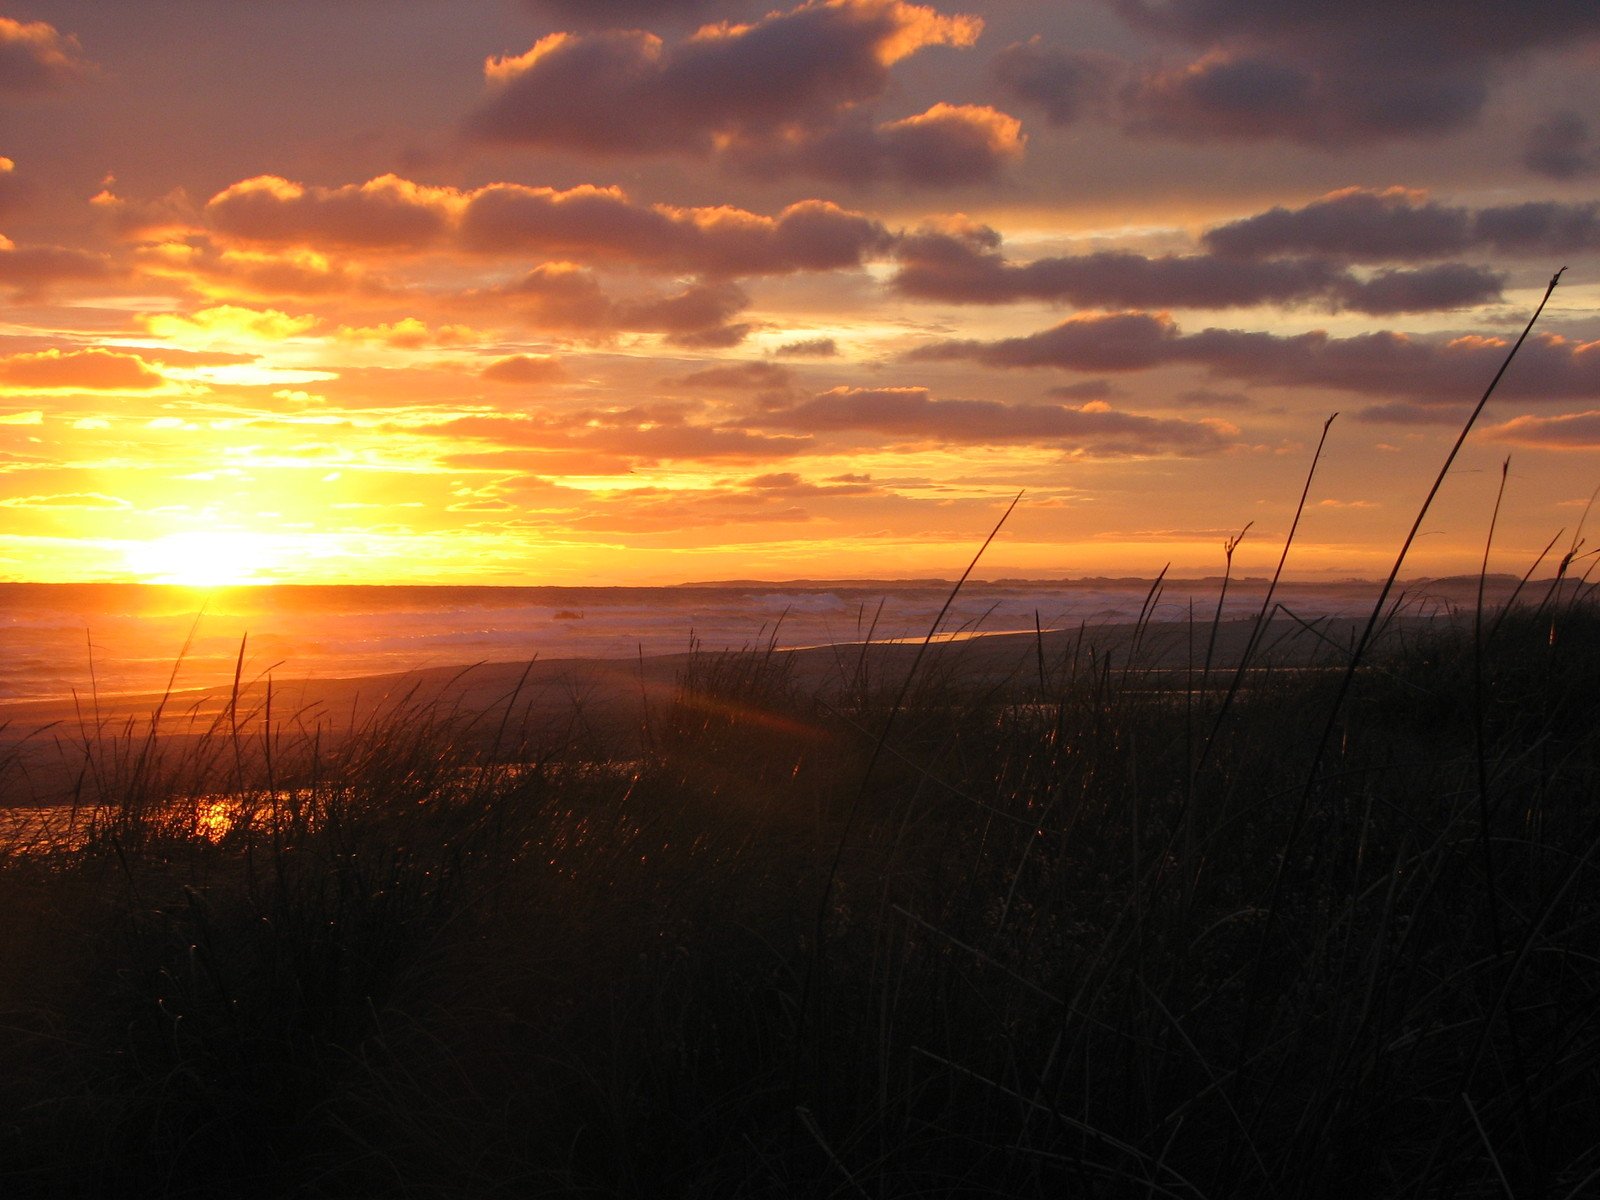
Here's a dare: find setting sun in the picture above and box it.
[122,530,283,587]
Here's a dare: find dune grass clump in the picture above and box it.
[0,578,1596,1198]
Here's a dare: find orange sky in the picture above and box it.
[0,1,1597,586]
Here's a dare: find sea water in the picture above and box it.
[0,577,1490,706]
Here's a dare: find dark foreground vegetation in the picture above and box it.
[0,577,1596,1199]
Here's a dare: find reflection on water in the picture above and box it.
[2,794,256,854]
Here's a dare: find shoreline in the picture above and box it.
[0,612,1423,807]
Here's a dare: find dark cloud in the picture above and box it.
[991,38,1121,126]
[1111,0,1600,145]
[744,384,1231,455]
[912,310,1600,404]
[1174,387,1252,409]
[1202,188,1600,261]
[486,266,752,344]
[467,0,985,181]
[0,16,90,95]
[1113,1,1600,56]
[480,355,567,384]
[913,311,1180,371]
[677,362,793,388]
[1124,50,1487,145]
[777,337,838,357]
[1336,264,1504,316]
[1522,111,1600,180]
[1202,188,1472,260]
[0,243,114,295]
[729,103,1024,188]
[667,323,753,349]
[619,281,752,346]
[460,186,892,274]
[1471,201,1600,256]
[892,221,1502,313]
[1047,379,1117,400]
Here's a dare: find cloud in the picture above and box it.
[677,361,793,388]
[728,103,1025,187]
[617,280,752,345]
[1173,387,1252,410]
[0,241,113,295]
[1203,187,1468,260]
[991,38,1120,126]
[1047,379,1117,400]
[430,408,810,465]
[206,174,457,250]
[206,174,891,277]
[891,221,1501,314]
[1484,410,1600,450]
[466,0,987,182]
[459,186,892,274]
[135,243,380,302]
[480,354,567,384]
[1123,51,1487,146]
[0,16,91,95]
[1202,187,1600,261]
[0,157,26,217]
[744,385,1231,455]
[1340,264,1504,315]
[484,265,753,343]
[1112,0,1600,146]
[336,319,481,348]
[911,310,1600,404]
[0,348,164,391]
[92,185,198,240]
[777,337,838,357]
[1114,0,1600,57]
[1523,111,1600,180]
[145,305,317,343]
[912,311,1180,371]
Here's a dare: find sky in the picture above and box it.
[0,0,1597,586]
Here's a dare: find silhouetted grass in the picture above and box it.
[1,273,1593,1198]
[0,577,1596,1198]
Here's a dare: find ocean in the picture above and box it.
[0,576,1491,707]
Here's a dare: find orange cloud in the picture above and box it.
[204,173,891,276]
[336,318,482,348]
[0,16,91,95]
[144,305,318,343]
[0,348,164,391]
[206,174,458,250]
[1486,410,1600,450]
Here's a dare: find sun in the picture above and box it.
[123,530,282,587]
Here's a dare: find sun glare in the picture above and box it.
[123,530,281,587]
